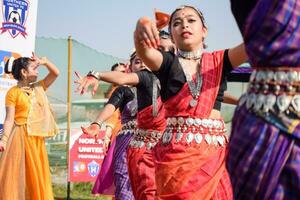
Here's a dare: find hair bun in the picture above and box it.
[6,57,15,73]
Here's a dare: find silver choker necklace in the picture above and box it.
[178,49,203,60]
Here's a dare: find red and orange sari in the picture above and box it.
[154,51,232,200]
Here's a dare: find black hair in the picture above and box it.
[168,5,208,48]
[4,57,31,80]
[111,62,125,71]
[129,51,137,67]
[159,30,170,39]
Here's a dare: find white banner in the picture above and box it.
[0,0,38,57]
[0,0,38,126]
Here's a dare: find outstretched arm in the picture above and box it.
[81,103,116,136]
[81,85,128,138]
[99,71,139,85]
[75,71,139,95]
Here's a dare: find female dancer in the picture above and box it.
[102,63,126,151]
[227,0,300,199]
[77,52,166,200]
[0,54,59,200]
[76,33,176,199]
[134,5,247,199]
[77,63,125,199]
[87,84,136,200]
[78,56,145,200]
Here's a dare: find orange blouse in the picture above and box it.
[5,80,47,125]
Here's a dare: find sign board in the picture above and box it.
[68,128,106,182]
[0,0,38,130]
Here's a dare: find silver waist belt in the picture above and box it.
[129,128,163,150]
[119,120,137,135]
[240,69,300,114]
[161,117,227,147]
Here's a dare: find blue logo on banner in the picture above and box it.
[0,0,29,38]
[87,160,99,177]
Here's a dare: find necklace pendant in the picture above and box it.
[190,99,197,107]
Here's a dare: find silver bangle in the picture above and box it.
[87,70,101,80]
[91,120,103,128]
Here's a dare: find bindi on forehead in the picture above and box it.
[175,9,196,17]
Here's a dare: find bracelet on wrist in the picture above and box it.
[87,70,101,80]
[91,120,103,128]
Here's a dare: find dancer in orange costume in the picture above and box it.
[0,54,59,200]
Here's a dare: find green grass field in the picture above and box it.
[53,182,111,200]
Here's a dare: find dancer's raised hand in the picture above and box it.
[74,71,100,95]
[135,17,160,49]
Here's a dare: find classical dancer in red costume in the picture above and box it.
[134,5,247,200]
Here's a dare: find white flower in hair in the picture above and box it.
[7,57,15,73]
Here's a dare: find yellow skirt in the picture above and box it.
[0,124,54,200]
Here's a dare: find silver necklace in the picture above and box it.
[178,49,203,60]
[178,57,203,107]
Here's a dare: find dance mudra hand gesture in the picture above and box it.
[81,124,110,153]
[30,52,48,66]
[74,71,100,95]
[134,17,160,49]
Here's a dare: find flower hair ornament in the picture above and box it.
[7,57,15,73]
[154,9,170,30]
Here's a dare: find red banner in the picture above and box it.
[68,128,106,182]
